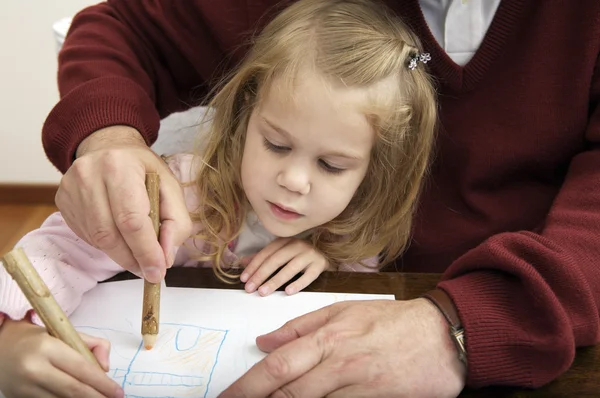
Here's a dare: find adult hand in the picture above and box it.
[220,299,466,398]
[0,319,123,398]
[55,125,192,283]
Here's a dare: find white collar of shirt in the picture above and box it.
[419,0,501,65]
[234,211,277,258]
[234,211,313,258]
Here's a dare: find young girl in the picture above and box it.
[0,0,436,396]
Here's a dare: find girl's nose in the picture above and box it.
[276,162,311,195]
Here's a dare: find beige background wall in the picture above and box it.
[0,1,101,184]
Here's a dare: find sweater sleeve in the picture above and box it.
[437,57,600,388]
[42,0,253,173]
[0,213,124,327]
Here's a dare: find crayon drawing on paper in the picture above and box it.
[77,323,228,398]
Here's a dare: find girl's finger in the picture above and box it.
[258,255,313,296]
[285,262,327,295]
[241,238,290,282]
[49,343,123,398]
[12,386,58,398]
[39,365,113,398]
[79,333,111,372]
[239,254,256,267]
[245,242,304,292]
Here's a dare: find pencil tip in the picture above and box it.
[143,334,157,350]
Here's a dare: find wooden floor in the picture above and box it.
[0,204,58,256]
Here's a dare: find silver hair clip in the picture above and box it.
[408,52,431,70]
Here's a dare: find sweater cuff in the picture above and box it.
[42,76,161,173]
[0,271,35,325]
[438,272,536,388]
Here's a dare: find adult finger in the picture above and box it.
[57,155,142,276]
[327,386,375,398]
[157,169,192,268]
[219,332,323,398]
[105,165,166,283]
[241,238,290,285]
[84,177,140,275]
[256,304,337,353]
[271,360,356,398]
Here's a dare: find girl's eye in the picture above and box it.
[263,137,344,174]
[319,159,345,174]
[263,138,290,153]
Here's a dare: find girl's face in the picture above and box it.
[241,71,375,237]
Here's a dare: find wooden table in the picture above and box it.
[110,268,600,397]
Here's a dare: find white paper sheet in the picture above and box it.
[69,280,394,398]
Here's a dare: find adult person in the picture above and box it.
[42,0,600,396]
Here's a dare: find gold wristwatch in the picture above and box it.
[422,289,467,367]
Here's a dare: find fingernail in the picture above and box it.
[240,273,249,282]
[115,387,125,398]
[245,282,255,292]
[144,267,161,283]
[259,286,270,296]
[286,286,296,295]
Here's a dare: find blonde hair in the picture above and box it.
[191,0,437,281]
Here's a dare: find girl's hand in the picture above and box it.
[0,319,124,398]
[240,238,331,296]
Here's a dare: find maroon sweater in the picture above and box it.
[43,0,600,389]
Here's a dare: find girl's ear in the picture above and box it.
[242,76,258,104]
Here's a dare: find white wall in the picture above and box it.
[0,1,101,184]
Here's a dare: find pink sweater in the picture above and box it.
[0,154,376,327]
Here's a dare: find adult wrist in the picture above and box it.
[75,125,147,158]
[422,288,468,368]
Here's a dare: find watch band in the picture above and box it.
[422,288,468,367]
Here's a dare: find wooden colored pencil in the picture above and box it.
[141,172,161,350]
[2,248,100,366]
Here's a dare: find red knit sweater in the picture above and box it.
[42,0,600,389]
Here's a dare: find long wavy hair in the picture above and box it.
[190,0,437,282]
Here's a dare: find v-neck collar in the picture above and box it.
[398,0,527,92]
